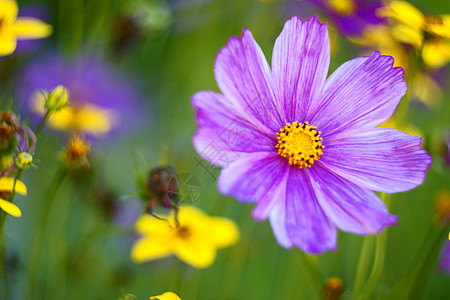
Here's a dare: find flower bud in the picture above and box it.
[16,152,33,169]
[45,85,69,111]
[60,134,91,170]
[322,277,343,300]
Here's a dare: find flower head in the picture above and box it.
[149,292,181,300]
[191,16,431,253]
[16,152,33,169]
[60,134,91,170]
[0,177,27,217]
[21,55,140,136]
[377,1,450,68]
[131,207,239,268]
[0,0,51,56]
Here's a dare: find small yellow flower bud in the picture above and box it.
[16,152,33,169]
[322,277,343,300]
[435,190,450,225]
[45,85,69,111]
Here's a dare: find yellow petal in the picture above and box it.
[0,0,18,25]
[130,237,172,263]
[391,24,423,48]
[0,177,27,195]
[173,239,217,268]
[377,1,424,30]
[204,217,240,248]
[47,107,76,130]
[422,40,450,68]
[425,15,450,39]
[0,198,22,217]
[73,105,114,134]
[0,33,17,56]
[149,292,181,300]
[11,18,52,39]
[134,214,173,236]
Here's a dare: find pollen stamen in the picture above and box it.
[275,121,324,169]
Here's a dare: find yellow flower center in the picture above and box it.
[275,121,324,169]
[176,226,191,239]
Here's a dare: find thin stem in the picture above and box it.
[352,236,375,296]
[35,111,51,139]
[298,250,323,293]
[357,194,391,299]
[27,167,67,298]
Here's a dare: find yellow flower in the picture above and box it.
[31,91,116,135]
[377,1,450,68]
[0,0,52,56]
[131,207,239,268]
[60,134,91,170]
[149,292,181,300]
[0,177,27,217]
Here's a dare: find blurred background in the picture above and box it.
[0,0,449,299]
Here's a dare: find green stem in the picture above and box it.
[298,250,323,293]
[352,236,375,296]
[359,194,391,299]
[35,111,51,139]
[27,167,67,298]
[0,168,24,279]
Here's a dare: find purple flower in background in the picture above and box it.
[191,16,431,253]
[306,0,384,36]
[438,239,450,274]
[19,54,141,137]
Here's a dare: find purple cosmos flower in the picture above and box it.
[306,0,384,36]
[18,54,142,137]
[191,16,431,253]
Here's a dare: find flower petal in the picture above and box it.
[11,18,52,39]
[321,128,431,193]
[192,91,274,167]
[0,198,21,217]
[271,16,330,123]
[173,239,217,268]
[0,33,17,56]
[214,29,283,132]
[0,0,18,25]
[422,40,450,69]
[270,168,336,253]
[204,217,240,248]
[130,237,172,263]
[0,177,27,195]
[217,151,288,203]
[312,52,407,137]
[309,164,398,234]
